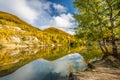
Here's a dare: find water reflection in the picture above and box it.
[0,47,83,77]
[0,53,87,80]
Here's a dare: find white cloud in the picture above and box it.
[41,13,76,34]
[53,4,67,13]
[52,13,75,28]
[28,0,52,15]
[0,0,76,34]
[0,0,38,23]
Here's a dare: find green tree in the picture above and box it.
[74,0,120,58]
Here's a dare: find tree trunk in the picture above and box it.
[111,36,118,57]
[99,40,109,59]
[98,41,105,54]
[110,12,118,57]
[102,39,109,55]
[106,0,118,57]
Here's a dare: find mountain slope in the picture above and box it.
[0,11,80,48]
[43,27,75,45]
[0,11,41,31]
[0,11,52,47]
[43,27,72,37]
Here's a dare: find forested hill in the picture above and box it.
[0,11,80,48]
[44,27,72,37]
[0,11,41,31]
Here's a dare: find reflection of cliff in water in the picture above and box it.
[0,53,87,80]
[0,46,83,77]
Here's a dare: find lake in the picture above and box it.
[0,47,87,80]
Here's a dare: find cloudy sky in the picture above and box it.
[0,0,76,34]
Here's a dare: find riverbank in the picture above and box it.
[71,55,120,80]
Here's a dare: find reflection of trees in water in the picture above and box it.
[0,46,83,77]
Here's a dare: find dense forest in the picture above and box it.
[0,11,81,47]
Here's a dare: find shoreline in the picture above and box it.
[69,55,120,80]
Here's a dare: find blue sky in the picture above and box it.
[0,0,76,34]
[47,0,76,14]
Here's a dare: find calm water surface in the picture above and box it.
[0,47,87,80]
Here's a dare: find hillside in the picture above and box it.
[0,11,53,48]
[43,27,72,37]
[43,27,77,46]
[0,11,41,32]
[0,11,80,48]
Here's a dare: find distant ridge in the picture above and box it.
[43,27,72,37]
